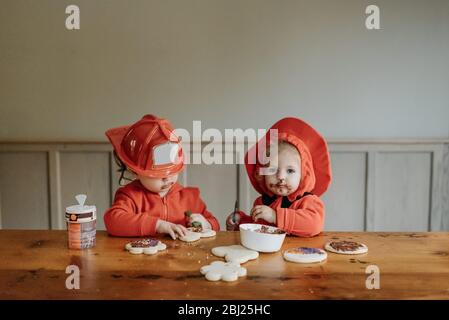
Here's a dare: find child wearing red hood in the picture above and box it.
[103,115,220,239]
[226,117,332,237]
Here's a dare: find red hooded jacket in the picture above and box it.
[238,117,332,237]
[104,181,220,237]
[103,115,220,237]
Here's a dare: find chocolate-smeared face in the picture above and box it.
[264,145,301,197]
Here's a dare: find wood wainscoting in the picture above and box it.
[1,140,448,231]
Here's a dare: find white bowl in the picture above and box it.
[239,223,286,253]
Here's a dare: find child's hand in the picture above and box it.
[156,220,188,239]
[187,213,212,230]
[225,213,241,231]
[250,205,276,224]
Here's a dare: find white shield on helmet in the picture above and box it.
[153,142,180,165]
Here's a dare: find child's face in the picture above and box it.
[264,146,301,197]
[138,173,179,195]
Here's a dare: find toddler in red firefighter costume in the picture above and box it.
[104,115,220,238]
[226,117,332,237]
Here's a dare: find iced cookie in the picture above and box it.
[125,239,167,255]
[283,247,327,264]
[200,261,247,282]
[178,230,202,242]
[211,245,259,264]
[325,240,368,255]
[188,226,216,238]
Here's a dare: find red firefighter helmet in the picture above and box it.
[105,115,184,178]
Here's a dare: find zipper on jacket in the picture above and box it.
[162,197,168,220]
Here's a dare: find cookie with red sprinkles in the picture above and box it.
[125,238,167,255]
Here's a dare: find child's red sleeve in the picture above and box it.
[253,197,263,206]
[190,190,220,231]
[275,195,325,237]
[103,189,159,237]
[186,187,220,231]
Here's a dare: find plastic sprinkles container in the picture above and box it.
[65,194,96,249]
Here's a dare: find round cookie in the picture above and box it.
[283,247,327,264]
[325,240,368,255]
[125,239,167,255]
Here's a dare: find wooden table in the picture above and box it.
[0,230,448,299]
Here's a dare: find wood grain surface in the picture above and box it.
[0,230,448,299]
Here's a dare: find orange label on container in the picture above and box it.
[67,220,96,249]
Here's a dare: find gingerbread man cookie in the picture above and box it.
[211,245,259,264]
[200,261,247,282]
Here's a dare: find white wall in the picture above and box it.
[1,0,449,141]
